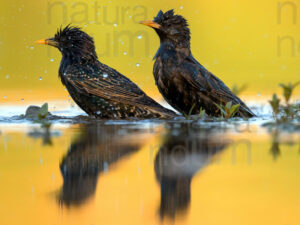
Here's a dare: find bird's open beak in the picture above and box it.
[35,38,58,47]
[139,20,161,29]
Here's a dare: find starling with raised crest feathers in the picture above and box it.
[140,10,255,117]
[35,25,176,119]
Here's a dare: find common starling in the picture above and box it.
[140,10,255,117]
[35,25,176,119]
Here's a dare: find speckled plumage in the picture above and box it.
[40,25,177,119]
[143,10,255,117]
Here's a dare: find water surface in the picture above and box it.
[0,105,299,225]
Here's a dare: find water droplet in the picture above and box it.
[5,74,9,79]
[123,51,127,55]
[113,23,117,27]
[257,92,261,97]
[29,45,34,50]
[102,73,108,78]
[136,63,140,67]
[3,96,7,99]
[137,35,142,39]
[50,58,54,62]
[21,98,24,102]
[39,77,42,81]
[180,6,183,9]
[96,111,101,115]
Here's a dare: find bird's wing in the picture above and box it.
[64,64,173,112]
[181,54,254,115]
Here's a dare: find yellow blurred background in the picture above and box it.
[0,0,299,103]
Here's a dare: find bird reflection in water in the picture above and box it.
[58,122,154,206]
[155,123,229,219]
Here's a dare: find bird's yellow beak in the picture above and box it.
[139,20,161,29]
[35,39,47,45]
[35,38,58,47]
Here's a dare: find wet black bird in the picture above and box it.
[140,10,255,117]
[35,25,176,119]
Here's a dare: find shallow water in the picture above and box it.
[0,104,299,225]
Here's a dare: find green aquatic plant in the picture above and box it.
[183,104,206,120]
[36,103,51,128]
[183,103,196,119]
[38,103,49,119]
[279,82,300,105]
[188,103,196,117]
[31,103,53,146]
[265,82,300,130]
[269,82,300,122]
[278,82,300,121]
[232,84,248,96]
[214,101,240,119]
[198,107,206,119]
[269,94,281,122]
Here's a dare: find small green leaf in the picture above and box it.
[199,108,206,119]
[229,104,240,117]
[214,103,226,116]
[225,101,232,109]
[188,103,196,116]
[38,103,49,119]
[279,82,300,103]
